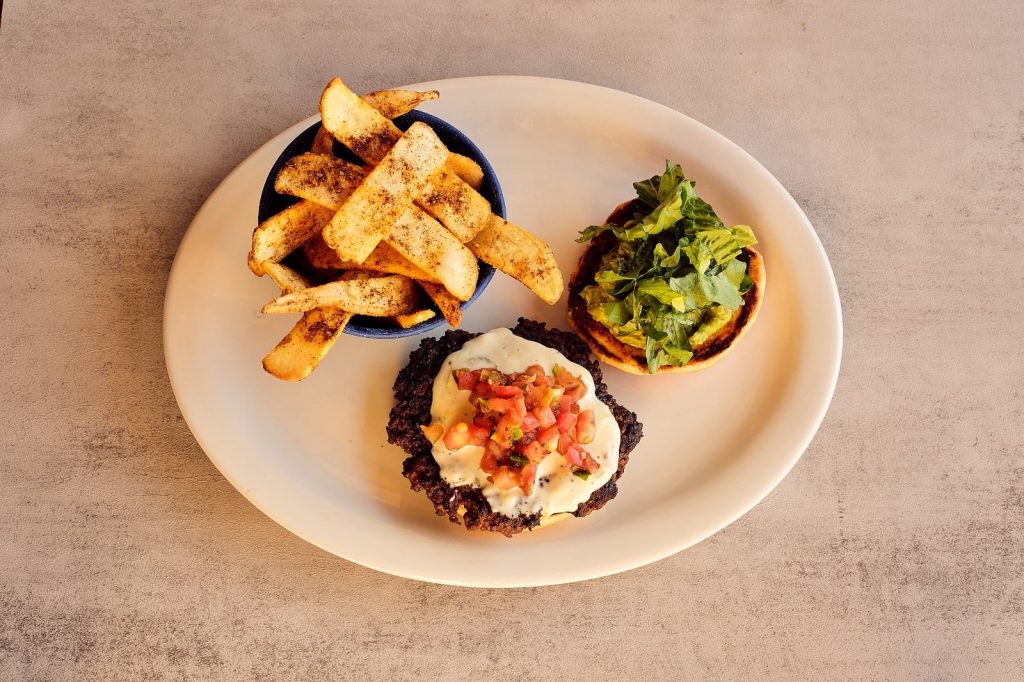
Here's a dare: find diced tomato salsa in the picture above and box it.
[441,365,600,493]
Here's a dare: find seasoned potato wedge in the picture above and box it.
[321,77,403,165]
[444,153,484,190]
[262,306,352,381]
[262,261,312,293]
[304,236,439,282]
[419,281,463,328]
[322,122,448,263]
[277,149,488,251]
[272,152,487,247]
[278,156,473,290]
[418,168,492,242]
[332,242,439,282]
[274,153,363,209]
[249,200,334,275]
[387,209,478,301]
[310,126,335,156]
[468,214,564,304]
[261,274,420,316]
[394,309,436,328]
[260,263,351,381]
[341,269,380,280]
[302,234,346,269]
[361,88,439,119]
[321,78,482,182]
[323,77,491,223]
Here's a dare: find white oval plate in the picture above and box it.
[165,77,841,587]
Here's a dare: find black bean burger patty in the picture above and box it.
[386,318,643,537]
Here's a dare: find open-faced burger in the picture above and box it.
[387,318,642,536]
[568,163,765,375]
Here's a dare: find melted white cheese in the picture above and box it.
[429,328,621,517]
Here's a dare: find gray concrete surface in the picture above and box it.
[2,1,1022,679]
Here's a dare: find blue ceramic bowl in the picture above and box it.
[258,110,504,338]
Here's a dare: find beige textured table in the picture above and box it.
[2,1,1022,679]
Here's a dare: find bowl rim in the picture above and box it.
[256,109,505,338]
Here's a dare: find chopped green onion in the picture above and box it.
[573,469,591,480]
[509,453,528,466]
[510,426,523,442]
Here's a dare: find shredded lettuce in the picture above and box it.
[577,162,758,372]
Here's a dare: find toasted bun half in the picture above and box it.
[567,200,765,375]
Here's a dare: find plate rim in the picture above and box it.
[164,75,843,588]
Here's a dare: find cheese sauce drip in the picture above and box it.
[430,328,620,517]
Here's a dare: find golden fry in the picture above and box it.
[278,151,488,247]
[394,309,436,328]
[321,77,402,165]
[274,152,363,209]
[419,281,463,328]
[418,168,492,242]
[334,242,439,282]
[468,214,564,304]
[444,153,484,189]
[278,157,472,288]
[262,261,312,293]
[310,126,335,156]
[260,263,350,381]
[304,236,439,282]
[387,209,478,301]
[361,88,439,119]
[302,234,344,269]
[249,200,334,275]
[321,122,448,263]
[261,274,419,316]
[262,307,352,381]
[320,77,488,230]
